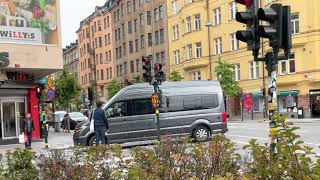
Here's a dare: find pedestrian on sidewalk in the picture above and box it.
[93,101,109,145]
[22,113,35,149]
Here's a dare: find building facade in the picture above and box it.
[168,0,320,118]
[63,41,79,81]
[110,0,168,83]
[77,2,115,105]
[0,0,63,144]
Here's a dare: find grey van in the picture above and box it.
[73,81,227,146]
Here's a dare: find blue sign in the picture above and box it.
[47,88,55,101]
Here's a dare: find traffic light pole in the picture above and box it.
[41,97,48,149]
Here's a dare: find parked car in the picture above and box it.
[73,81,227,146]
[61,112,87,130]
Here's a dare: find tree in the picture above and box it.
[107,80,121,100]
[168,70,183,81]
[131,75,144,83]
[54,69,81,131]
[215,58,241,97]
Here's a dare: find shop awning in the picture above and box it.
[277,90,299,96]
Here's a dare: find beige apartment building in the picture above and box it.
[77,2,115,105]
[110,0,168,83]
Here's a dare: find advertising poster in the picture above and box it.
[0,0,58,45]
[243,93,253,111]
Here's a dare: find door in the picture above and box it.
[126,98,157,141]
[105,101,129,143]
[2,102,17,138]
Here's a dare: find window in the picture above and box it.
[161,52,165,63]
[280,61,286,75]
[234,64,240,81]
[139,0,143,5]
[160,29,164,43]
[249,61,259,79]
[133,0,136,11]
[121,4,124,16]
[106,68,109,79]
[172,0,178,15]
[174,50,180,65]
[109,50,111,61]
[106,51,109,63]
[186,17,192,33]
[132,99,153,115]
[97,70,99,80]
[119,46,122,58]
[134,19,138,32]
[128,21,132,33]
[154,8,159,22]
[122,24,125,37]
[124,62,127,75]
[291,13,300,34]
[155,31,159,44]
[115,30,117,41]
[213,8,221,26]
[100,53,103,64]
[148,33,152,46]
[127,1,132,13]
[147,11,151,25]
[120,64,123,76]
[173,25,179,40]
[106,101,128,118]
[140,13,144,27]
[289,59,295,73]
[215,37,222,55]
[98,20,102,31]
[110,67,112,78]
[129,41,133,53]
[117,65,119,77]
[194,14,201,31]
[108,34,111,44]
[187,44,192,60]
[105,35,107,46]
[101,70,104,80]
[195,42,202,58]
[99,37,102,47]
[130,61,134,73]
[140,35,145,49]
[191,71,201,80]
[230,33,239,51]
[104,18,106,29]
[107,16,110,27]
[159,5,164,19]
[136,59,140,72]
[123,43,126,55]
[135,39,139,52]
[229,1,237,20]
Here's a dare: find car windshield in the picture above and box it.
[69,112,84,119]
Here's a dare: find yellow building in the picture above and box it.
[167,0,320,118]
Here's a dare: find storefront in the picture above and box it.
[0,83,40,145]
[310,90,320,117]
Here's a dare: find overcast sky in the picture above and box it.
[60,0,106,47]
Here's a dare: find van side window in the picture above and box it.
[166,94,219,112]
[106,101,128,118]
[132,99,153,115]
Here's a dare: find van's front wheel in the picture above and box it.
[193,126,210,142]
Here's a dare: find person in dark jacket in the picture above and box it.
[22,113,35,148]
[93,101,109,145]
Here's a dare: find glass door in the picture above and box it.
[2,102,16,138]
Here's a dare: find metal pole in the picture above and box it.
[251,105,254,120]
[42,99,48,148]
[206,0,212,80]
[156,109,160,141]
[241,95,244,122]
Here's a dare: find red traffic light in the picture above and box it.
[235,0,252,7]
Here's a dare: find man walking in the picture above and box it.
[22,113,35,149]
[93,101,109,145]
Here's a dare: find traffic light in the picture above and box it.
[281,6,292,56]
[154,63,164,84]
[235,0,260,59]
[142,56,152,83]
[36,86,42,99]
[88,88,93,101]
[257,4,283,54]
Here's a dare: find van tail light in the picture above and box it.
[222,112,227,123]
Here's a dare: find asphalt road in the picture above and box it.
[226,121,320,155]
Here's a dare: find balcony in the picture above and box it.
[182,57,209,71]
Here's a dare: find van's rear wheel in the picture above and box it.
[88,135,96,146]
[193,126,210,142]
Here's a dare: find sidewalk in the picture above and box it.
[228,116,320,123]
[0,128,74,156]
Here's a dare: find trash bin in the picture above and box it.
[298,107,304,119]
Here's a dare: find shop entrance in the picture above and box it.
[310,90,320,117]
[0,98,26,140]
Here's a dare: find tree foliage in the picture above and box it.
[215,59,241,97]
[107,80,121,100]
[168,70,183,81]
[54,69,81,110]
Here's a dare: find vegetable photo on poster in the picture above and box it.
[0,0,58,45]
